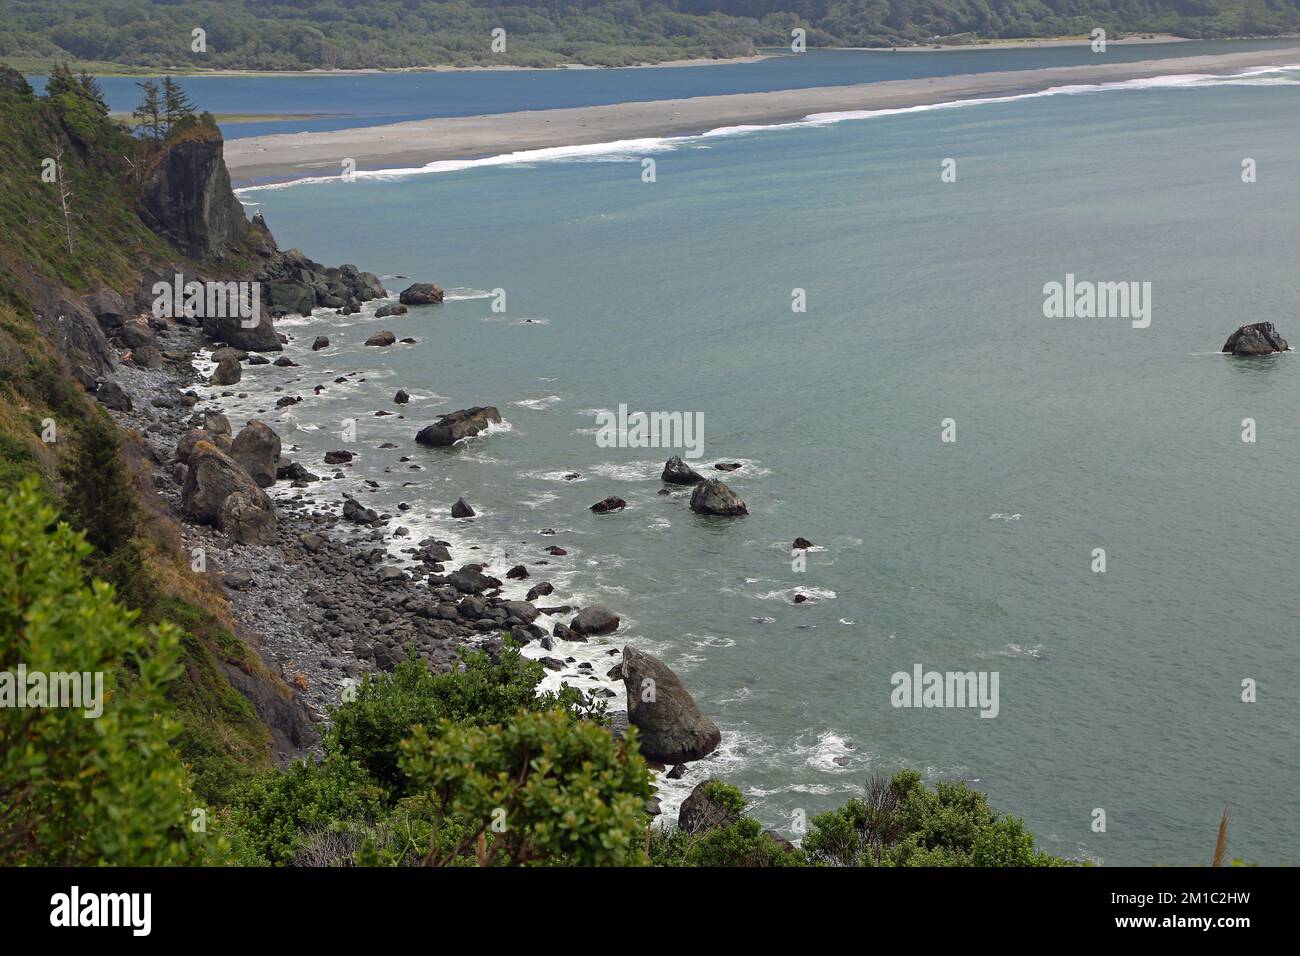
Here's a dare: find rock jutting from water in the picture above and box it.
[1222,322,1288,355]
[415,406,502,447]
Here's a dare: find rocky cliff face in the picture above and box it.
[139,126,250,260]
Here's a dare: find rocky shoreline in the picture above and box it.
[96,276,730,804]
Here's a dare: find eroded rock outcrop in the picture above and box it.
[662,455,704,484]
[182,441,277,542]
[1222,322,1289,355]
[415,406,502,447]
[139,125,249,260]
[618,647,721,764]
[230,420,281,488]
[689,478,748,516]
[399,283,445,305]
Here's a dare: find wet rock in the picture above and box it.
[415,406,502,447]
[398,283,445,306]
[324,450,354,464]
[570,605,619,636]
[451,497,475,518]
[506,564,529,580]
[525,582,553,601]
[792,537,814,550]
[311,335,330,351]
[662,455,704,484]
[394,389,410,405]
[590,496,627,514]
[1222,322,1288,355]
[621,647,721,764]
[210,353,241,385]
[341,497,378,524]
[690,478,748,517]
[714,462,742,472]
[375,303,407,318]
[365,330,396,347]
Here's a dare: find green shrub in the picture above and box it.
[399,709,654,866]
[221,752,388,865]
[327,644,602,795]
[0,477,198,864]
[803,771,1072,867]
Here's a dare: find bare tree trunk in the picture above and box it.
[54,142,74,256]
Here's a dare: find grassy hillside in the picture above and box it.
[0,66,280,803]
[0,1,1296,73]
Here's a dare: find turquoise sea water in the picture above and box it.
[29,39,1300,137]
[222,64,1300,865]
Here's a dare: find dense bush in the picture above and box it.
[400,709,655,866]
[0,478,199,865]
[802,770,1072,867]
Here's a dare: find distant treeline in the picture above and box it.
[2,1,1297,71]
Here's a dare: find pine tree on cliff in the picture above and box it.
[132,79,164,142]
[161,76,195,134]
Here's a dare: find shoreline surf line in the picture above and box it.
[226,46,1300,188]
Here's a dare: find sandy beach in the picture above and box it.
[225,45,1300,184]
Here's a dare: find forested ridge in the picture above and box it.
[0,0,1296,72]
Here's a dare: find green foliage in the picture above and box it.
[399,709,655,866]
[680,816,806,867]
[60,409,138,557]
[803,770,1072,867]
[221,753,389,865]
[700,778,747,815]
[0,477,198,864]
[327,642,600,795]
[1,1,1294,73]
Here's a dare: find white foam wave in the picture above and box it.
[235,63,1300,193]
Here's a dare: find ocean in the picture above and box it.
[202,51,1299,865]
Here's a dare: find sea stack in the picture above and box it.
[1222,322,1288,355]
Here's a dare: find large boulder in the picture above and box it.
[202,311,282,352]
[85,287,127,330]
[263,279,316,318]
[399,283,445,306]
[350,269,388,301]
[365,330,396,347]
[210,353,241,385]
[451,496,475,518]
[571,605,620,636]
[30,284,115,377]
[618,647,721,764]
[375,303,407,318]
[219,489,277,545]
[230,420,281,488]
[415,406,502,447]
[690,478,748,517]
[1222,322,1288,355]
[678,780,742,834]
[182,441,274,532]
[662,456,704,484]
